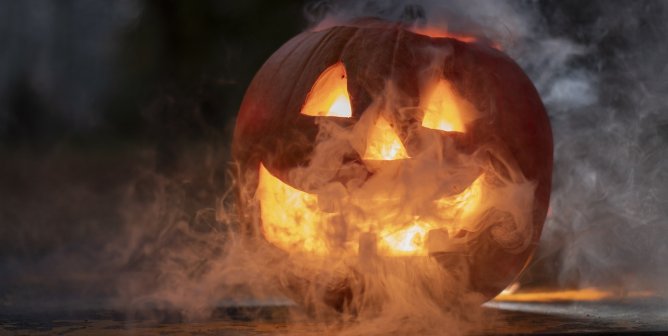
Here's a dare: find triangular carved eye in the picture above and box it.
[300,62,352,118]
[421,79,473,133]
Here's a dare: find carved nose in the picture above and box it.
[362,116,410,161]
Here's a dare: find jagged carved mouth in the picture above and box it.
[256,161,488,257]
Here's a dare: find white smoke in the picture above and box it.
[3,1,667,335]
[304,0,668,295]
[116,0,668,333]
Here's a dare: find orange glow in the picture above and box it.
[410,27,501,50]
[256,163,329,255]
[435,174,484,218]
[494,288,656,302]
[375,176,484,255]
[379,222,430,256]
[411,27,479,43]
[301,62,352,118]
[421,79,472,133]
[363,116,410,160]
[257,161,487,257]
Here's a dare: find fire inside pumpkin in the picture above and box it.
[233,19,552,302]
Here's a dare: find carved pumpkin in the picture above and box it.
[233,19,552,304]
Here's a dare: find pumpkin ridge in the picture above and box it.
[266,32,321,91]
[283,28,344,116]
[336,26,364,62]
[389,26,404,82]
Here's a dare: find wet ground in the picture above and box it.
[2,298,668,335]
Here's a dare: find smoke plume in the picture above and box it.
[2,1,668,335]
[304,0,668,294]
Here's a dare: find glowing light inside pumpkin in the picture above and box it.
[301,62,352,118]
[256,161,486,257]
[379,222,429,256]
[410,26,502,50]
[410,27,479,43]
[257,163,328,255]
[421,79,472,133]
[435,174,484,219]
[363,116,410,160]
[259,67,490,258]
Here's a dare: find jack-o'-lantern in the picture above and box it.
[233,19,552,309]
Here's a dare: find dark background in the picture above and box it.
[0,0,308,311]
[1,0,667,313]
[0,0,304,257]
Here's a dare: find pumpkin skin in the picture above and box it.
[233,19,552,302]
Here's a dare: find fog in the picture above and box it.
[1,0,667,334]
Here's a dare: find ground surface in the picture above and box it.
[2,298,668,335]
